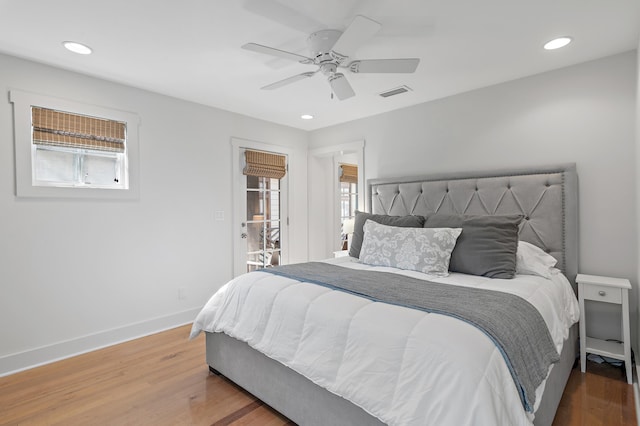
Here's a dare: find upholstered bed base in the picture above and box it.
[204,164,579,425]
[532,324,578,426]
[207,330,384,425]
[205,325,578,426]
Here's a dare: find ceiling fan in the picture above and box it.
[242,15,420,100]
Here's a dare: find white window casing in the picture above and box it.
[10,89,140,199]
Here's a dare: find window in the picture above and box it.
[31,107,127,189]
[10,90,139,199]
[339,163,358,249]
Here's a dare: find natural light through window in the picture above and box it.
[339,163,358,250]
[31,107,128,189]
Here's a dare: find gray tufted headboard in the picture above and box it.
[368,164,578,284]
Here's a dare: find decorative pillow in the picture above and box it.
[516,241,558,279]
[349,211,425,258]
[423,214,523,279]
[359,219,462,277]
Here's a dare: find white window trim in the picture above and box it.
[9,89,140,199]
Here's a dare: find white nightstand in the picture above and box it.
[333,250,349,258]
[577,273,632,384]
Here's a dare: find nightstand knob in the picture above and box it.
[598,290,606,296]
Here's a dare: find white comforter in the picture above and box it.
[190,256,579,426]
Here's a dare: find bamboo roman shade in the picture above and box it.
[32,107,126,153]
[339,164,358,184]
[243,150,287,179]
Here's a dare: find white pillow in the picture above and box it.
[359,219,462,277]
[516,241,558,279]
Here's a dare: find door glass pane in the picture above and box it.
[246,175,261,190]
[247,189,263,220]
[246,253,263,272]
[246,175,281,272]
[339,180,358,250]
[246,222,263,255]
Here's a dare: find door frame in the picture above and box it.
[309,140,365,256]
[231,137,291,277]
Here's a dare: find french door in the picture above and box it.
[244,175,282,272]
[232,139,289,277]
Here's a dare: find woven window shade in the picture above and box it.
[32,107,126,153]
[243,150,287,179]
[339,164,358,184]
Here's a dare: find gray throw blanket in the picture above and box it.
[263,262,559,412]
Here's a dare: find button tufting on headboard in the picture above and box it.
[367,164,579,285]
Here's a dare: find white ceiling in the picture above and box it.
[0,0,638,131]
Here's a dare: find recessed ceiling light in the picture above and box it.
[63,41,92,55]
[543,37,572,50]
[301,114,314,120]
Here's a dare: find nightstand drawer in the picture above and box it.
[582,284,621,304]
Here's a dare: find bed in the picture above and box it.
[191,163,579,426]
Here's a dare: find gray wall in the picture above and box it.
[1,48,637,375]
[0,53,309,375]
[309,51,638,347]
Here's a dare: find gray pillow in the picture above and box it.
[349,211,425,258]
[423,214,523,279]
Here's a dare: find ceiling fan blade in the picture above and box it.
[261,72,316,90]
[329,73,355,100]
[242,43,313,64]
[330,15,382,59]
[348,58,420,73]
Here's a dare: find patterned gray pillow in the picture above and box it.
[359,219,462,277]
[349,211,425,258]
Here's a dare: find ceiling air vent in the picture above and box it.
[378,85,412,98]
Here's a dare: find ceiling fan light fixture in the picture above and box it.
[301,114,314,120]
[543,37,572,50]
[63,41,92,55]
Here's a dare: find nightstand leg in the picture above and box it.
[622,291,632,384]
[579,284,586,373]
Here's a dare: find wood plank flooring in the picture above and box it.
[0,324,635,425]
[553,358,636,425]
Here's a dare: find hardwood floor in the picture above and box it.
[553,358,636,425]
[0,325,635,425]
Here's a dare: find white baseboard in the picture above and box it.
[0,307,201,377]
